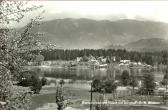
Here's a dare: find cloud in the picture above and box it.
[33,1,168,22]
[9,1,168,27]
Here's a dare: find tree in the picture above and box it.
[30,74,42,94]
[104,79,117,93]
[129,74,138,94]
[160,69,168,104]
[160,70,168,91]
[56,86,65,110]
[34,52,44,66]
[0,0,42,109]
[92,79,102,92]
[82,55,89,62]
[141,73,156,95]
[59,79,65,87]
[120,70,130,86]
[106,56,111,64]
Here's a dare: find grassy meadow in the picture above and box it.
[31,82,167,110]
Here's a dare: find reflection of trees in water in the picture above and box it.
[32,67,165,81]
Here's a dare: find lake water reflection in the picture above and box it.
[28,66,165,82]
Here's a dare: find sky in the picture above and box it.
[11,1,168,27]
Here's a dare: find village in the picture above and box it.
[76,55,152,69]
[40,55,152,70]
[37,55,168,99]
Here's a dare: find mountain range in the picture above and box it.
[107,38,168,52]
[21,18,168,51]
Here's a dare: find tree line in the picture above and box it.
[93,69,168,96]
[35,49,168,65]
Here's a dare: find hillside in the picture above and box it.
[106,38,168,52]
[21,18,168,49]
[125,38,168,52]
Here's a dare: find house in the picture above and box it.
[76,57,82,62]
[120,60,131,64]
[138,80,143,88]
[137,62,142,65]
[112,56,116,62]
[89,55,97,62]
[155,87,168,96]
[90,60,100,66]
[97,56,107,64]
[101,58,107,63]
[99,64,108,68]
[119,60,130,69]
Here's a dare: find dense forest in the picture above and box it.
[32,49,168,66]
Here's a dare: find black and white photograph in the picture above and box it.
[0,0,168,110]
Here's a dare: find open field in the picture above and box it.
[31,83,168,110]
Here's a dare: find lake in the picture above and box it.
[27,65,165,82]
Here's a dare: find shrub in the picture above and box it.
[92,79,102,92]
[17,71,34,87]
[95,105,109,110]
[17,71,42,94]
[30,74,42,94]
[41,76,47,86]
[95,95,109,110]
[104,79,117,93]
[92,79,117,93]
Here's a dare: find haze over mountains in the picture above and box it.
[25,18,168,51]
